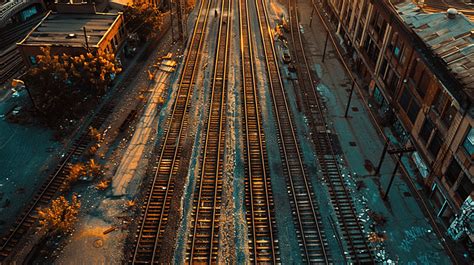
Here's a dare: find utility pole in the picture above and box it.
[374,141,389,175]
[83,26,90,51]
[375,145,415,200]
[344,81,355,118]
[383,153,401,200]
[322,31,329,62]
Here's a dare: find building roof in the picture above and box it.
[397,2,474,102]
[18,11,120,48]
[421,0,474,21]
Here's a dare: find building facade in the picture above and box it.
[320,0,473,248]
[17,4,126,67]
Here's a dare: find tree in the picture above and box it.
[62,163,85,190]
[23,47,122,124]
[24,47,74,117]
[123,3,163,41]
[71,51,122,94]
[38,194,81,233]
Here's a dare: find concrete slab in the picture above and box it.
[112,70,170,196]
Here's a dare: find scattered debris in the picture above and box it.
[368,231,387,243]
[103,227,117,235]
[95,179,111,191]
[93,239,104,248]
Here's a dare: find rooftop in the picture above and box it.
[419,0,474,21]
[396,2,474,102]
[18,11,120,48]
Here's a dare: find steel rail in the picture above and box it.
[130,0,213,262]
[239,0,278,262]
[287,1,374,263]
[253,0,329,263]
[187,0,231,261]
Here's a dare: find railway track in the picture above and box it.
[254,0,329,263]
[287,0,374,263]
[129,0,212,262]
[0,101,115,260]
[185,0,231,261]
[239,0,278,262]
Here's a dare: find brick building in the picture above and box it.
[320,0,473,248]
[17,3,126,67]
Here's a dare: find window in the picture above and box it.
[409,59,418,79]
[417,71,430,98]
[399,87,420,124]
[433,90,447,114]
[408,58,430,98]
[462,127,474,157]
[389,32,405,60]
[365,37,379,63]
[456,176,473,201]
[388,72,400,94]
[419,118,434,143]
[394,46,401,58]
[441,104,456,128]
[380,59,388,78]
[428,131,443,158]
[29,56,37,65]
[407,99,420,123]
[445,159,461,186]
[399,87,411,110]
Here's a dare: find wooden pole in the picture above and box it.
[322,31,329,62]
[344,81,355,118]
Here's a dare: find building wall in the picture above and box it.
[97,13,126,54]
[322,0,473,225]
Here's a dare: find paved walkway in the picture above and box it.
[112,69,170,196]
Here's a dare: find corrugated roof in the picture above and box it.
[420,0,474,22]
[19,12,118,47]
[397,2,474,100]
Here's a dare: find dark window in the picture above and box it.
[356,25,363,42]
[441,104,456,128]
[428,131,443,158]
[365,38,379,63]
[380,59,388,78]
[413,66,424,85]
[420,118,434,143]
[388,33,396,52]
[462,127,474,157]
[399,87,420,124]
[399,87,410,110]
[409,59,418,79]
[407,99,420,123]
[389,73,400,93]
[456,176,473,201]
[433,90,447,114]
[417,71,430,98]
[445,159,461,186]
